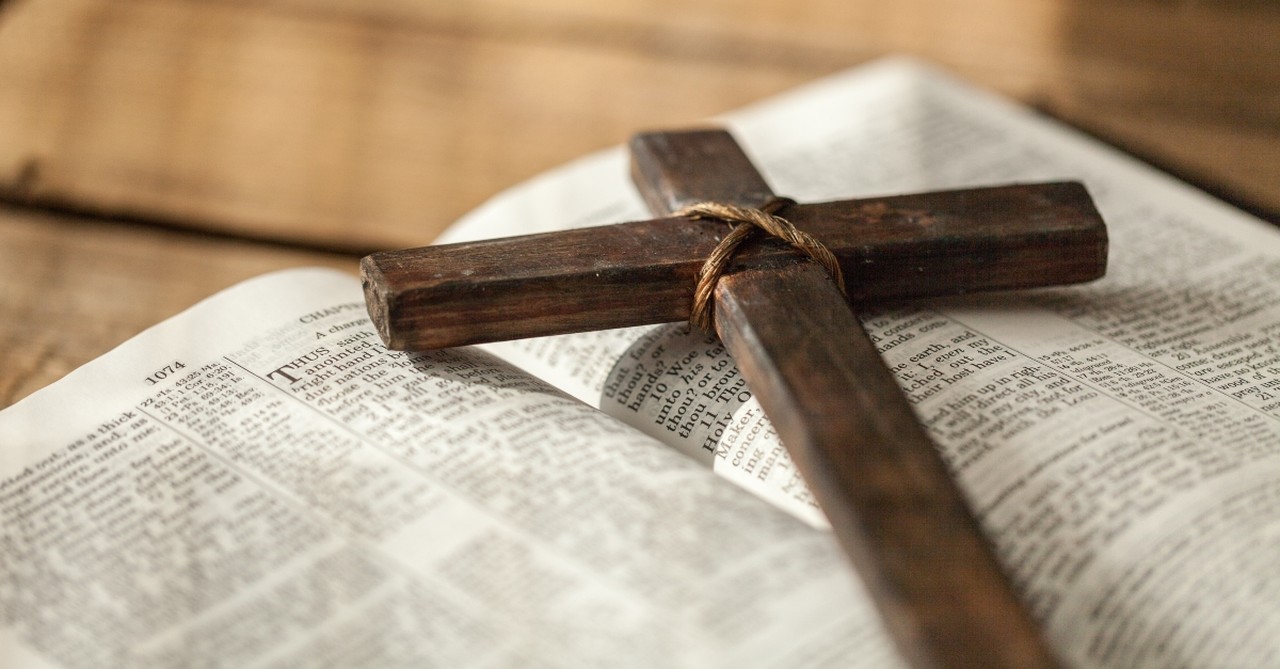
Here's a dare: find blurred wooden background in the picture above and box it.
[1,0,1277,407]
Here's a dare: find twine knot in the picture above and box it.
[675,196,846,333]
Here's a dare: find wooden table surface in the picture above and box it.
[2,0,1277,408]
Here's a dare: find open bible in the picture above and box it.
[4,58,1280,668]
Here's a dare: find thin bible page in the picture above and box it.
[0,268,896,668]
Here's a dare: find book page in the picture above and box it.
[0,269,898,668]
[444,58,1280,666]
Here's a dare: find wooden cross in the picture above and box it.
[361,129,1107,669]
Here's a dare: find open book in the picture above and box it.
[4,58,1279,668]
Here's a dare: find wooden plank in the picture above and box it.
[253,0,1280,211]
[715,263,1061,668]
[0,0,804,250]
[0,0,1275,253]
[0,205,354,409]
[361,181,1106,349]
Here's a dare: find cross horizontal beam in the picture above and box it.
[362,182,1105,350]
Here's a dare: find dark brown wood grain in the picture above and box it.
[716,264,1060,668]
[362,131,1105,350]
[630,129,778,213]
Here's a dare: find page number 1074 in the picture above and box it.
[144,361,187,385]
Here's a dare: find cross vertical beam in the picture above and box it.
[630,129,1063,669]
